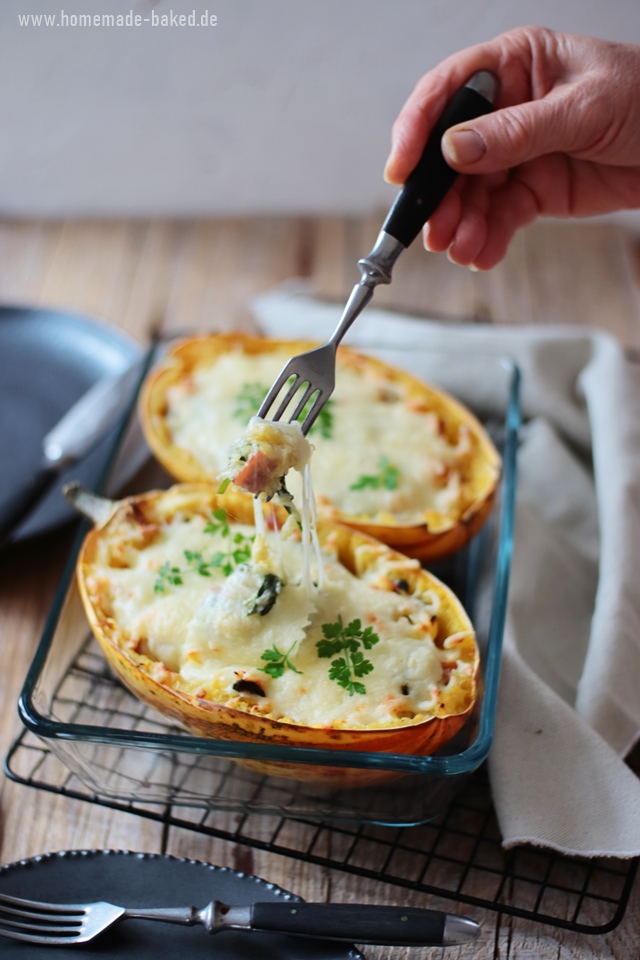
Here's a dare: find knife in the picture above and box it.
[217,901,480,946]
[0,359,143,547]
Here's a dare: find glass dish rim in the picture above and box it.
[17,345,521,778]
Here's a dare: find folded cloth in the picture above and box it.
[252,281,640,857]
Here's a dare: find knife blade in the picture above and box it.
[0,359,142,547]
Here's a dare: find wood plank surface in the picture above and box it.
[1,216,639,960]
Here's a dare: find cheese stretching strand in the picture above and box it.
[221,416,324,594]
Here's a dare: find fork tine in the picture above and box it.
[0,892,85,943]
[0,893,87,917]
[269,375,304,422]
[300,392,327,435]
[257,365,298,420]
[0,916,81,935]
[0,902,81,923]
[288,383,316,424]
[0,892,85,914]
[0,927,81,944]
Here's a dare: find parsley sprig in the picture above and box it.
[204,508,231,536]
[209,536,253,577]
[153,509,254,591]
[350,456,400,492]
[204,507,255,575]
[184,550,213,577]
[232,380,334,438]
[259,641,302,679]
[153,562,183,594]
[233,382,267,422]
[316,616,380,696]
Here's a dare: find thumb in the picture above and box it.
[442,92,587,173]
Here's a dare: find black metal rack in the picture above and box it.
[5,638,637,937]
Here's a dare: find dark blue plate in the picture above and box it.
[0,306,143,542]
[0,850,363,959]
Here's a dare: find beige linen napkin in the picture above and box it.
[252,281,640,857]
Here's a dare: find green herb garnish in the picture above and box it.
[217,477,231,494]
[232,379,334,438]
[203,508,254,576]
[233,382,267,421]
[259,640,302,679]
[316,616,380,696]
[154,562,183,593]
[350,456,400,492]
[204,507,231,537]
[153,508,253,589]
[184,550,213,577]
[208,533,253,577]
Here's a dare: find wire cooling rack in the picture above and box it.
[5,639,638,937]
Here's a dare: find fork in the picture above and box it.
[0,891,480,947]
[257,70,498,435]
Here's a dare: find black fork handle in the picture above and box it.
[382,72,498,249]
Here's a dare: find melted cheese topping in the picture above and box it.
[221,416,323,595]
[86,511,474,728]
[165,348,473,523]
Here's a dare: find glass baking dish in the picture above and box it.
[16,344,520,827]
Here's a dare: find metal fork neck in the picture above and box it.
[357,229,405,287]
[123,904,200,925]
[328,230,405,347]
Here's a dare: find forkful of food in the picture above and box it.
[255,71,498,438]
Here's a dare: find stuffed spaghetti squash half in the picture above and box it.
[140,334,501,561]
[71,484,479,784]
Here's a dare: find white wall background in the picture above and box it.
[2,0,640,217]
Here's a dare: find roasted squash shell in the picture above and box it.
[71,484,479,785]
[140,334,501,562]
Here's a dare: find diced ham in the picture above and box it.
[233,450,278,495]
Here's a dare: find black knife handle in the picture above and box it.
[382,73,497,249]
[251,902,447,946]
[0,465,58,547]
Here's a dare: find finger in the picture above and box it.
[384,41,507,185]
[473,179,540,269]
[448,209,489,268]
[441,85,593,175]
[447,178,491,266]
[383,24,550,185]
[423,185,463,253]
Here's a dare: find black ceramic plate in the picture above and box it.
[0,306,143,542]
[0,850,364,959]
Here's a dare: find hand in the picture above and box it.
[384,26,640,269]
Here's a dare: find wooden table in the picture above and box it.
[1,216,640,958]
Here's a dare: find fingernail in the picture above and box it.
[443,128,486,165]
[383,155,396,184]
